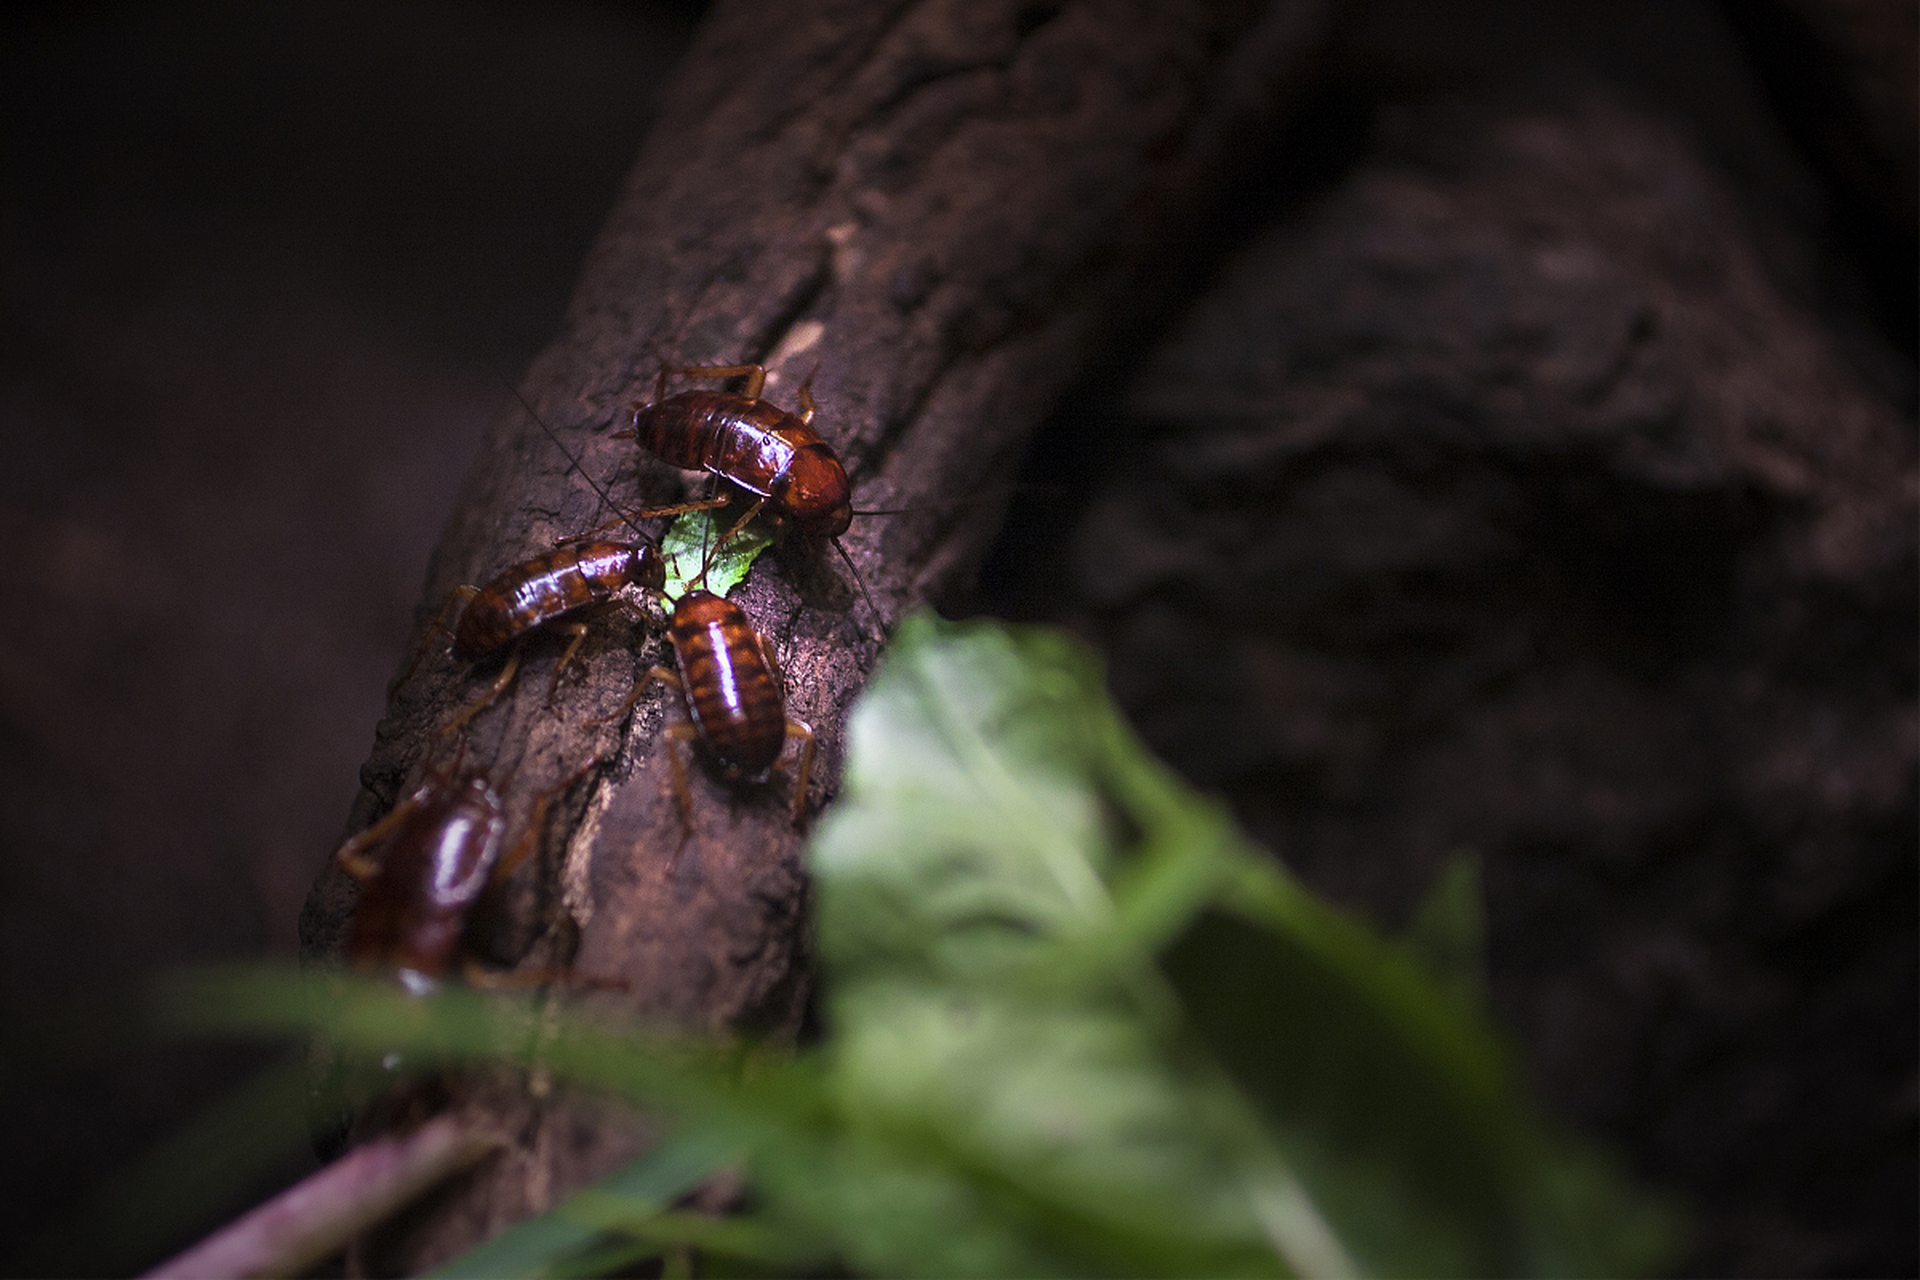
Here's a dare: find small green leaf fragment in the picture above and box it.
[660,506,772,599]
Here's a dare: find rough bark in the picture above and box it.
[984,86,1916,1276]
[296,0,1333,1269]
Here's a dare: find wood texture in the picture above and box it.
[297,0,1333,1268]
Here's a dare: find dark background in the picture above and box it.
[0,0,700,1264]
[0,0,1911,1274]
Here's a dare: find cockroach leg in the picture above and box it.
[784,718,816,826]
[554,494,729,548]
[335,792,429,880]
[394,586,480,692]
[437,648,522,743]
[489,753,603,883]
[662,722,700,837]
[544,623,593,705]
[677,362,768,400]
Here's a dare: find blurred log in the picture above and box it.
[1720,0,1919,350]
[998,85,1916,1275]
[1726,0,1918,234]
[297,0,1334,1270]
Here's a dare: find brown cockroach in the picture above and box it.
[336,752,603,994]
[394,377,733,734]
[594,519,816,827]
[404,535,669,739]
[649,586,815,826]
[628,362,852,539]
[502,375,819,825]
[447,540,666,667]
[624,361,889,635]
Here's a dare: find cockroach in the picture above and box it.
[476,376,814,825]
[650,586,815,826]
[628,362,851,539]
[624,361,886,633]
[448,540,666,666]
[404,535,670,739]
[336,753,602,994]
[594,518,816,827]
[502,374,818,825]
[397,378,728,735]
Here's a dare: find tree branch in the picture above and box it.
[297,0,1335,1269]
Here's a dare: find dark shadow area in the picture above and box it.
[0,1,700,1267]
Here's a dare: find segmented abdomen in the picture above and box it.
[453,542,650,661]
[633,391,810,498]
[670,589,786,777]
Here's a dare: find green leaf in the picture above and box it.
[811,617,1128,982]
[808,613,1676,1278]
[660,505,772,600]
[801,616,1320,1274]
[163,967,792,1124]
[1403,853,1488,1009]
[428,1128,741,1279]
[169,612,1676,1280]
[816,979,1292,1277]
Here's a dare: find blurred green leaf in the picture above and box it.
[807,613,1674,1278]
[428,1128,741,1279]
[1403,854,1488,1009]
[165,968,781,1123]
[173,612,1676,1279]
